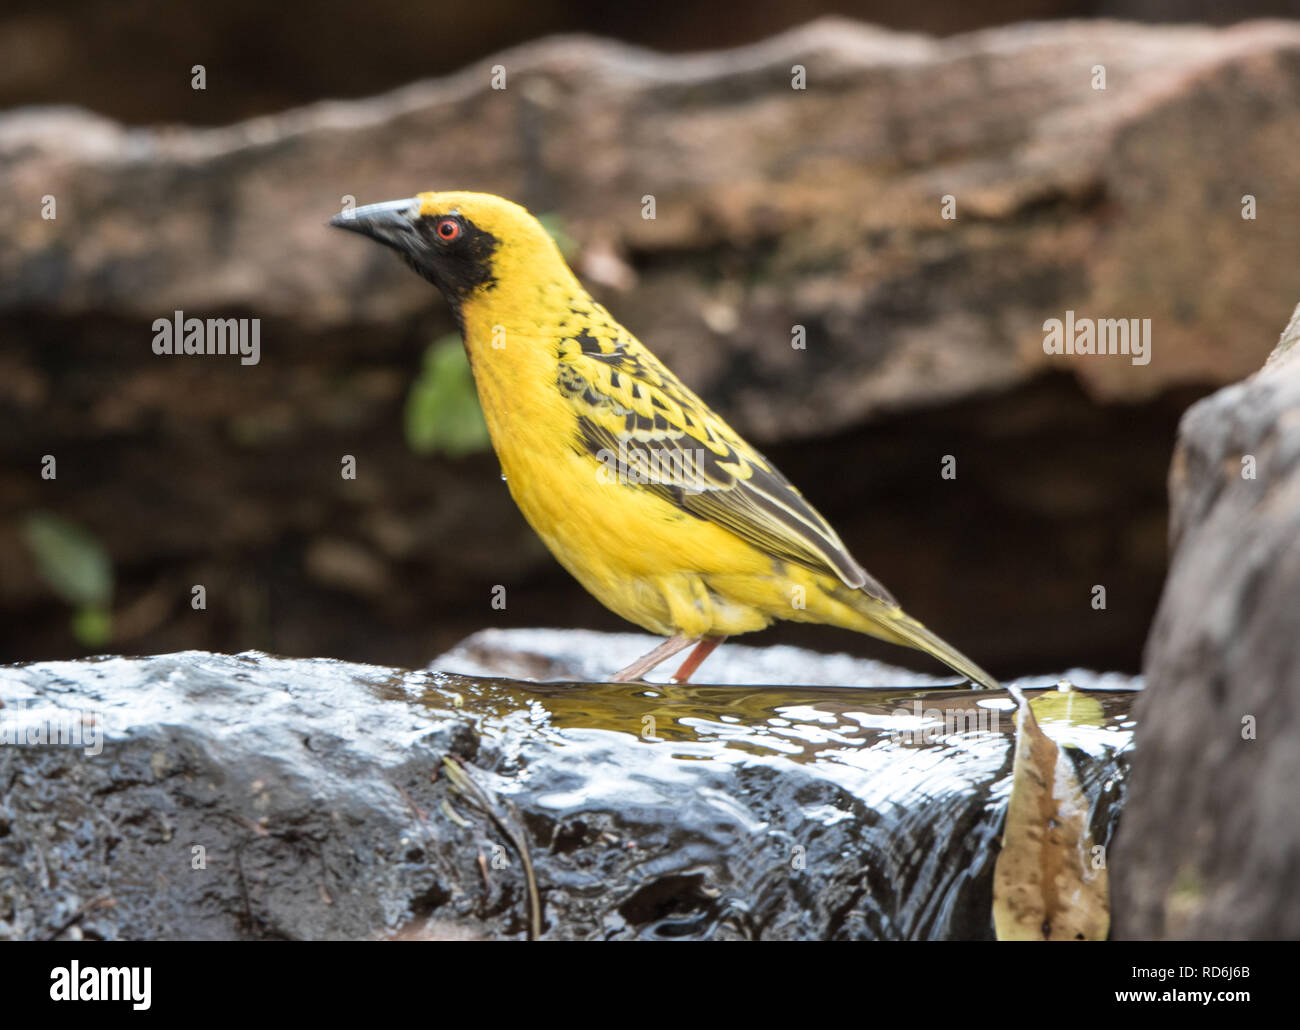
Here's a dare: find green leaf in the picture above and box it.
[404,335,491,458]
[72,605,113,648]
[22,512,114,608]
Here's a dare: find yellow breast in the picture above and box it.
[459,310,776,639]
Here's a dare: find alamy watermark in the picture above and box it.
[50,962,151,1009]
[0,706,104,756]
[1043,310,1151,366]
[889,700,1000,745]
[152,310,260,365]
[595,437,712,494]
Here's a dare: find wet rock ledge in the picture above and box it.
[0,640,1136,940]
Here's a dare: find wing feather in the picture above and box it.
[555,323,896,604]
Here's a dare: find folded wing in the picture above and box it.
[556,326,896,605]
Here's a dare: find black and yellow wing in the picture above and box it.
[555,319,897,605]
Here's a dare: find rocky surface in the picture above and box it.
[1112,306,1300,940]
[6,19,1297,674]
[4,21,1296,405]
[5,3,1293,124]
[0,641,1137,940]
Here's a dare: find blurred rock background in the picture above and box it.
[1,2,1298,677]
[3,1,1298,123]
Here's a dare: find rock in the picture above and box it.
[0,644,1138,940]
[1112,305,1300,939]
[0,3,1286,125]
[3,21,1297,411]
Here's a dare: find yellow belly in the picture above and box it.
[504,440,778,637]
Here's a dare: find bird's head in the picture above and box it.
[329,191,571,320]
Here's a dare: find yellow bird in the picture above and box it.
[331,192,999,689]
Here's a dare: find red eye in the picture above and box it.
[436,218,461,241]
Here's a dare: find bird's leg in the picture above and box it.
[672,636,727,683]
[610,634,697,682]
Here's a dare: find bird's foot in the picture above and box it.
[609,634,696,682]
[671,636,727,683]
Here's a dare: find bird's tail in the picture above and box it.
[878,608,1001,691]
[831,587,1002,690]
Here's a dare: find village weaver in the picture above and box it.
[330,192,999,689]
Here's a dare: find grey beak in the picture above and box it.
[329,197,422,248]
